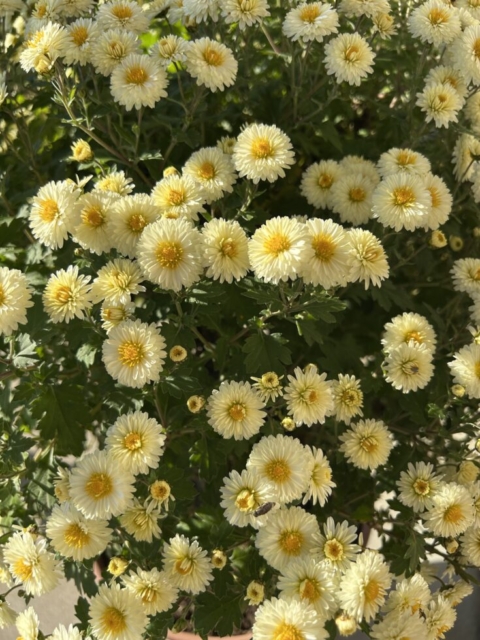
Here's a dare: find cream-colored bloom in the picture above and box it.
[397,462,443,512]
[372,12,397,39]
[423,482,475,538]
[246,580,265,605]
[448,344,480,398]
[100,302,135,333]
[4,532,62,597]
[20,21,68,73]
[183,147,237,203]
[221,0,270,29]
[424,597,456,640]
[340,155,380,185]
[207,380,266,440]
[451,23,480,85]
[425,65,468,105]
[29,180,78,249]
[15,607,39,640]
[122,567,178,615]
[371,610,428,640]
[346,229,389,289]
[340,419,394,470]
[451,258,480,296]
[156,35,189,67]
[283,2,339,43]
[452,134,480,182]
[330,171,376,225]
[95,171,134,196]
[89,583,148,640]
[58,0,95,17]
[278,557,336,618]
[71,192,119,255]
[302,446,336,507]
[0,600,16,630]
[384,342,435,393]
[383,573,431,614]
[339,0,390,17]
[408,0,461,46]
[460,526,480,565]
[183,0,220,23]
[91,259,145,307]
[299,218,350,289]
[119,499,161,542]
[162,534,213,594]
[71,139,93,163]
[377,147,431,178]
[312,517,360,572]
[284,365,334,427]
[185,37,237,92]
[220,468,276,528]
[90,29,139,76]
[423,173,452,230]
[111,54,169,111]
[251,372,283,402]
[382,312,437,353]
[372,173,431,231]
[417,82,462,128]
[151,174,205,221]
[331,374,364,424]
[233,123,295,184]
[252,597,328,640]
[62,18,98,66]
[49,624,83,640]
[300,160,342,209]
[96,1,149,33]
[43,266,92,324]
[0,268,33,336]
[324,33,375,86]
[110,194,160,258]
[201,218,250,283]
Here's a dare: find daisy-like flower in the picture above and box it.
[3,532,62,597]
[302,446,336,507]
[110,194,159,258]
[43,266,92,324]
[425,65,468,105]
[0,601,16,630]
[417,82,462,128]
[96,0,149,33]
[338,550,392,622]
[253,597,327,640]
[371,610,428,640]
[69,450,136,520]
[90,29,139,76]
[207,380,266,440]
[183,0,220,23]
[278,558,336,619]
[460,526,480,566]
[233,123,295,184]
[249,216,306,284]
[162,534,213,594]
[382,312,437,353]
[15,607,39,640]
[408,0,461,46]
[89,583,148,640]
[246,434,313,504]
[339,419,394,471]
[220,468,276,528]
[372,12,397,39]
[300,160,342,209]
[384,342,435,393]
[340,155,380,185]
[339,0,390,17]
[453,460,479,485]
[46,503,112,561]
[156,35,189,68]
[448,345,480,398]
[383,573,431,614]
[151,174,205,221]
[58,0,95,17]
[20,21,69,73]
[423,482,475,538]
[397,462,443,512]
[111,54,169,111]
[377,147,431,178]
[283,2,339,43]
[62,18,97,66]
[105,411,166,475]
[324,33,375,86]
[201,218,250,283]
[442,580,474,608]
[185,38,237,92]
[330,171,376,225]
[346,229,389,289]
[0,268,33,336]
[251,372,283,402]
[451,24,480,85]
[91,259,145,307]
[95,171,134,196]
[183,147,237,203]
[299,218,349,288]
[451,258,480,296]
[166,0,185,22]
[423,172,452,229]
[119,500,161,542]
[71,191,119,255]
[221,0,270,29]
[255,506,320,571]
[372,173,431,231]
[101,302,135,333]
[122,568,178,615]
[284,365,334,427]
[49,625,83,640]
[246,580,265,605]
[29,180,78,249]
[136,218,203,291]
[424,597,456,640]
[312,517,360,573]
[331,374,363,424]
[102,318,167,388]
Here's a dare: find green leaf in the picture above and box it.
[12,334,38,368]
[74,596,90,632]
[242,332,292,374]
[405,530,426,575]
[296,319,323,346]
[194,592,242,638]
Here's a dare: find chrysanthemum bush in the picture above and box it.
[2,0,480,639]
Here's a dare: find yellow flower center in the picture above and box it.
[344,45,360,63]
[364,579,381,603]
[363,246,382,262]
[85,472,113,500]
[396,150,415,167]
[324,538,344,561]
[128,212,148,232]
[313,463,332,485]
[473,39,480,59]
[64,523,90,548]
[125,65,148,85]
[150,480,170,500]
[340,388,362,406]
[443,504,464,524]
[139,585,158,604]
[38,198,59,223]
[404,330,423,344]
[299,578,320,602]
[198,161,216,180]
[392,186,415,207]
[348,186,366,203]
[359,435,378,453]
[264,233,291,256]
[156,241,184,269]
[272,623,305,640]
[266,459,291,483]
[81,205,105,228]
[167,188,185,206]
[312,234,335,262]
[235,488,256,512]
[100,607,127,634]
[118,340,145,367]
[400,360,420,376]
[0,285,6,307]
[124,432,143,450]
[475,361,480,379]
[428,7,448,24]
[71,25,89,47]
[175,557,194,575]
[13,558,33,582]
[262,372,280,387]
[53,285,73,305]
[36,5,47,18]
[108,41,127,60]
[279,530,304,555]
[203,46,224,67]
[228,403,247,421]
[413,478,430,496]
[251,138,274,159]
[300,5,320,22]
[112,5,133,20]
[220,238,237,258]
[318,173,333,189]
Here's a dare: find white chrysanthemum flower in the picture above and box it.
[453,460,479,486]
[233,123,295,184]
[95,171,134,196]
[183,0,220,23]
[185,37,237,92]
[382,312,437,353]
[468,481,480,528]
[417,82,462,128]
[53,466,72,503]
[71,192,119,255]
[425,65,468,105]
[302,446,336,507]
[136,218,203,291]
[372,12,397,39]
[338,550,392,622]
[156,35,189,67]
[246,434,313,504]
[90,29,139,76]
[383,573,431,614]
[220,468,276,528]
[105,411,166,475]
[100,302,135,333]
[372,173,431,231]
[422,173,452,229]
[377,147,431,178]
[384,342,435,393]
[331,374,363,424]
[330,171,376,225]
[471,166,480,203]
[408,0,461,46]
[69,450,136,520]
[451,24,480,85]
[0,600,16,629]
[465,92,480,133]
[284,365,334,427]
[89,583,148,640]
[324,33,375,86]
[49,624,83,640]
[0,268,33,336]
[166,0,185,22]
[43,266,92,324]
[58,0,95,17]
[248,216,307,284]
[283,2,339,43]
[162,534,213,594]
[397,462,443,512]
[111,54,169,111]
[91,259,145,307]
[451,258,480,296]
[442,580,474,607]
[46,503,112,561]
[151,174,205,221]
[424,597,456,640]
[300,160,342,209]
[183,147,237,203]
[20,21,69,73]
[201,218,250,283]
[312,517,361,573]
[110,194,159,258]
[15,607,39,640]
[339,419,394,471]
[119,499,161,542]
[448,343,480,398]
[102,318,167,388]
[423,482,475,537]
[3,532,62,596]
[340,155,380,185]
[251,372,283,402]
[255,506,320,571]
[460,526,480,566]
[96,0,149,33]
[221,0,270,29]
[371,610,428,640]
[29,180,78,249]
[339,0,390,17]
[122,568,178,615]
[452,134,480,182]
[346,229,389,289]
[62,18,97,66]
[253,597,327,640]
[278,558,336,619]
[207,380,266,440]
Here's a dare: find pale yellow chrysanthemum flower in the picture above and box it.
[185,37,237,92]
[43,266,92,324]
[162,534,213,594]
[221,0,270,30]
[339,419,394,470]
[324,33,375,86]
[0,267,33,336]
[89,583,148,640]
[122,568,178,615]
[110,54,169,111]
[252,597,328,640]
[90,28,139,76]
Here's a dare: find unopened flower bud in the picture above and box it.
[108,557,129,576]
[281,417,296,431]
[446,539,459,554]
[187,395,205,413]
[170,345,187,362]
[335,613,358,636]
[449,235,464,252]
[211,549,227,569]
[429,230,447,248]
[163,166,180,177]
[451,384,465,398]
[245,580,264,605]
[71,139,94,163]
